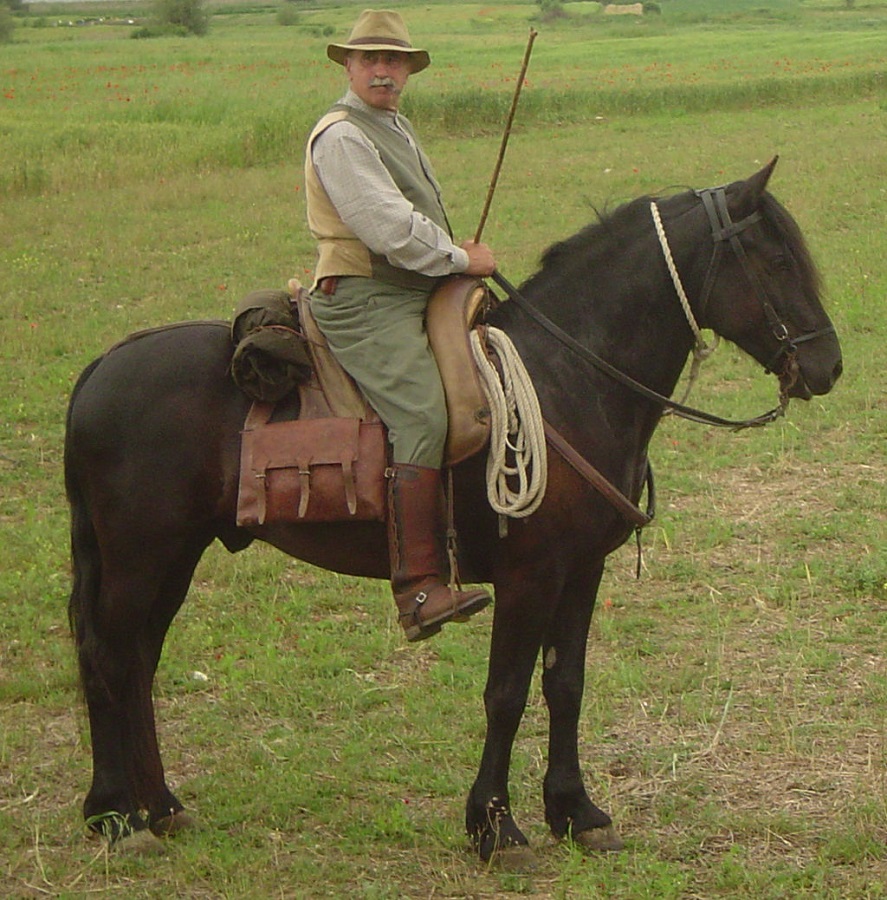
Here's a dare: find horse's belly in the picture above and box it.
[249,521,391,580]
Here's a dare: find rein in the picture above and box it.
[492,268,785,431]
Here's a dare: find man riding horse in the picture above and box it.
[304,9,497,641]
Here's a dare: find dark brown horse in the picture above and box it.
[65,161,841,862]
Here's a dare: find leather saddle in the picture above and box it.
[236,275,495,527]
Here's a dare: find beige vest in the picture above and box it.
[305,104,452,292]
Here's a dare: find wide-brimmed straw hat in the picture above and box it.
[327,9,431,73]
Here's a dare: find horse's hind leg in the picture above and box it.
[78,566,164,842]
[78,541,207,846]
[141,540,212,837]
[541,562,623,852]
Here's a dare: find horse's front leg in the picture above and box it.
[541,561,624,852]
[465,575,551,867]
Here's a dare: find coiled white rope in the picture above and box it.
[470,326,547,526]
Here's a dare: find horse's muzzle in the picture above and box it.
[784,344,843,400]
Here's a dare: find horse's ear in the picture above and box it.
[730,156,778,217]
[750,155,778,193]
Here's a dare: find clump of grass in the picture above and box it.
[0,4,16,43]
[276,2,299,27]
[409,69,884,134]
[133,0,209,37]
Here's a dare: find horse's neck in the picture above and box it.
[507,269,696,402]
[490,252,697,487]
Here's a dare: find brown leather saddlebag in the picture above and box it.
[237,406,387,526]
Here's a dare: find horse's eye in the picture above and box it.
[770,253,791,271]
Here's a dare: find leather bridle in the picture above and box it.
[695,186,835,376]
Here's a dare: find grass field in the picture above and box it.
[1,1,885,896]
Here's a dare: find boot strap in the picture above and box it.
[397,587,458,625]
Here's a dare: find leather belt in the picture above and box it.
[318,276,338,296]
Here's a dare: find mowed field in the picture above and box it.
[1,1,885,896]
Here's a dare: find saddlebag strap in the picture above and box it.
[543,421,653,529]
[342,455,357,515]
[243,401,275,524]
[298,462,311,518]
[292,451,356,517]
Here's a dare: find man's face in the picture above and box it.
[345,50,411,111]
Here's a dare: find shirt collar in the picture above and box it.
[341,89,399,124]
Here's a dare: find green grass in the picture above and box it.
[2,0,886,896]
[2,1,885,192]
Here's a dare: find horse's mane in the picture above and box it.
[534,194,657,276]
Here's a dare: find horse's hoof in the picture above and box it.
[573,824,625,853]
[114,828,168,857]
[150,810,200,837]
[487,844,539,872]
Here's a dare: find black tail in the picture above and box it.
[64,358,103,658]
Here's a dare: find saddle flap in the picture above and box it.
[426,275,494,466]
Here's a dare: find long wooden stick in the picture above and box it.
[474,28,538,244]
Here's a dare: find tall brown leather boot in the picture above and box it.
[388,464,492,642]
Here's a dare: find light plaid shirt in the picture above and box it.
[310,91,470,278]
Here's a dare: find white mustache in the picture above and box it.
[370,77,400,92]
